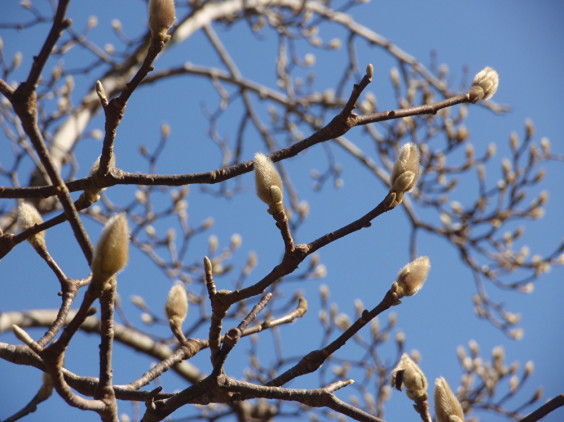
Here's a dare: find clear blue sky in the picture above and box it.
[1,1,563,421]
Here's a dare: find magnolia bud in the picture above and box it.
[148,0,176,37]
[468,67,499,102]
[393,256,430,298]
[91,214,130,286]
[254,153,284,210]
[165,283,188,326]
[434,377,464,422]
[18,203,45,248]
[391,353,428,401]
[390,143,420,194]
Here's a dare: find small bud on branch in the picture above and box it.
[390,143,420,202]
[434,377,465,422]
[468,67,499,103]
[18,202,45,249]
[391,353,428,401]
[148,0,176,37]
[254,152,284,213]
[91,214,130,289]
[392,256,430,298]
[165,283,188,327]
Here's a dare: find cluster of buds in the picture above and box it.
[254,153,284,214]
[391,256,431,299]
[390,143,420,203]
[91,214,130,292]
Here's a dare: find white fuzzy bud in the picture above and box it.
[391,353,428,401]
[91,214,130,287]
[18,203,45,248]
[393,256,430,298]
[434,377,465,422]
[469,67,499,102]
[165,283,188,326]
[390,143,420,194]
[148,0,176,36]
[254,153,284,210]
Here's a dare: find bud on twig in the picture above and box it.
[434,377,465,422]
[392,256,430,298]
[18,202,45,249]
[391,353,428,401]
[148,0,176,37]
[254,152,284,213]
[165,283,188,327]
[91,214,130,288]
[390,143,420,199]
[468,67,499,103]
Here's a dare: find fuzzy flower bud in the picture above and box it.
[434,377,465,422]
[91,214,130,288]
[148,0,176,37]
[391,353,428,401]
[254,152,284,212]
[392,256,430,298]
[18,202,45,249]
[165,283,188,326]
[469,67,499,102]
[390,143,420,194]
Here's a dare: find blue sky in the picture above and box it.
[1,1,563,421]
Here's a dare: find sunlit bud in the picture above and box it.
[391,353,428,401]
[540,137,550,155]
[434,377,464,422]
[18,202,45,248]
[366,63,374,79]
[390,143,420,193]
[111,19,122,31]
[13,52,22,69]
[319,284,329,301]
[388,312,397,326]
[313,264,327,278]
[161,122,170,138]
[12,324,35,346]
[469,339,479,356]
[131,295,148,309]
[509,375,519,394]
[525,119,534,139]
[469,66,499,102]
[509,328,524,340]
[329,38,341,49]
[335,314,351,330]
[148,0,176,37]
[141,312,153,325]
[532,387,543,402]
[390,67,400,89]
[524,361,534,376]
[456,125,469,143]
[91,214,130,286]
[104,44,115,55]
[510,132,519,150]
[318,309,328,325]
[304,53,315,67]
[208,234,218,254]
[396,331,405,346]
[202,217,214,229]
[533,168,545,183]
[165,283,188,326]
[230,233,242,249]
[88,16,98,28]
[254,153,284,211]
[393,256,430,298]
[370,318,379,340]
